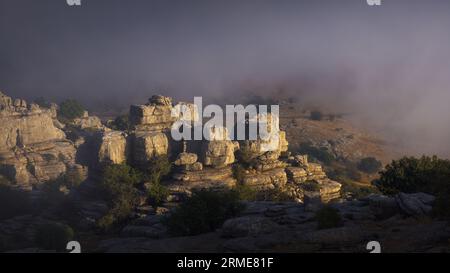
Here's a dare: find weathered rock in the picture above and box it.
[132,131,168,166]
[174,152,198,166]
[285,167,307,183]
[0,140,77,186]
[222,216,281,238]
[129,103,174,131]
[361,194,399,219]
[0,106,66,151]
[149,95,172,106]
[98,131,127,165]
[71,112,103,130]
[242,168,287,189]
[395,192,435,216]
[182,162,203,172]
[318,179,342,203]
[202,140,236,168]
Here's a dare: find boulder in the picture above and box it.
[395,192,435,216]
[182,162,203,172]
[174,152,198,166]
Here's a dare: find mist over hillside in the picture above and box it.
[1,0,450,156]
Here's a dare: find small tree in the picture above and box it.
[110,114,130,131]
[358,157,382,174]
[97,164,143,230]
[58,99,85,121]
[144,156,171,207]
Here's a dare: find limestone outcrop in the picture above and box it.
[97,131,128,165]
[0,92,82,188]
[131,131,169,167]
[129,95,175,132]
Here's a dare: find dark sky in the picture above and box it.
[1,0,450,156]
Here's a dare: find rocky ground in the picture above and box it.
[96,193,449,253]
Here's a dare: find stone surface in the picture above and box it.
[318,179,342,203]
[174,152,198,166]
[202,140,236,168]
[395,192,435,216]
[242,168,288,190]
[71,112,104,130]
[132,131,168,166]
[98,131,127,165]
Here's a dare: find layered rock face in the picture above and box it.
[129,95,175,132]
[0,92,83,188]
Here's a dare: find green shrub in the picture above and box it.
[358,157,382,174]
[164,189,244,236]
[233,183,259,201]
[0,179,32,220]
[147,181,169,207]
[298,143,335,165]
[97,164,143,230]
[310,110,324,121]
[315,206,342,230]
[143,156,172,183]
[374,156,450,195]
[34,223,74,251]
[109,114,130,131]
[58,99,85,121]
[144,156,171,207]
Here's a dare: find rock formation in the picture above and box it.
[0,92,85,189]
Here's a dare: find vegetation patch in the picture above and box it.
[58,99,85,121]
[357,157,382,174]
[164,189,244,236]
